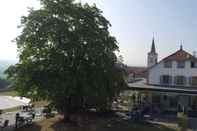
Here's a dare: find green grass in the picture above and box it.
[0,90,18,96]
[16,115,178,131]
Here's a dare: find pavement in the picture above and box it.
[1,110,197,131]
[117,110,197,130]
[150,115,197,130]
[188,117,197,129]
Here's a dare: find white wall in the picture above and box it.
[127,73,134,82]
[148,60,197,86]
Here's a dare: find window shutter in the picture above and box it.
[183,76,186,85]
[174,76,177,85]
[160,76,163,84]
[169,76,172,84]
[189,77,192,86]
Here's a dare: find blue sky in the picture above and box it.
[89,0,197,66]
[1,0,197,66]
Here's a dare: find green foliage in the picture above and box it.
[6,0,126,115]
[0,90,18,96]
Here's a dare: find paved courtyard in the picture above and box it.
[0,108,44,130]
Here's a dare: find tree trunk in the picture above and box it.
[63,112,72,123]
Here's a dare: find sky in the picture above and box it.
[1,0,197,66]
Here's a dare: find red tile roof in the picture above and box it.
[162,49,197,62]
[127,66,147,77]
[148,48,197,70]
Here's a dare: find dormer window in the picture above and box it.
[164,61,172,68]
[177,61,185,68]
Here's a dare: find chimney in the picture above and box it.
[193,51,196,57]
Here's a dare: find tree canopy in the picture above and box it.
[6,0,126,117]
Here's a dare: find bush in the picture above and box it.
[177,112,188,131]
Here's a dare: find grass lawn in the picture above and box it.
[16,115,178,131]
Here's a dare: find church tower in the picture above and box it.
[148,37,158,67]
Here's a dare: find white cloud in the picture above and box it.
[0,0,103,60]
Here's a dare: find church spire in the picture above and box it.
[180,44,183,50]
[148,36,158,67]
[180,40,183,50]
[151,37,156,53]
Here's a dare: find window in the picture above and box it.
[160,75,172,85]
[174,76,186,85]
[177,61,185,68]
[190,77,197,86]
[169,96,178,108]
[163,95,167,101]
[164,61,172,68]
[191,61,197,68]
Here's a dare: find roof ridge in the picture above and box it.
[148,48,197,70]
[162,49,195,61]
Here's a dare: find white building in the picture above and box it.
[147,40,197,88]
[128,39,197,114]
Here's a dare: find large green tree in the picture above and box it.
[6,0,126,120]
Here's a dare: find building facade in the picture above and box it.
[148,42,197,87]
[145,39,197,114]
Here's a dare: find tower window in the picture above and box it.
[150,58,153,63]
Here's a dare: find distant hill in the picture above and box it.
[0,60,17,89]
[0,60,17,79]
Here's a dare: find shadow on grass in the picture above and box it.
[93,119,177,131]
[15,124,41,131]
[15,116,177,131]
[50,117,177,131]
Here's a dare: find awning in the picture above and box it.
[0,96,31,110]
[128,79,197,96]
